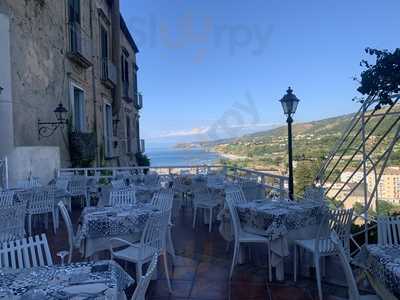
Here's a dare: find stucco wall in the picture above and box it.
[7,146,60,187]
[2,0,141,174]
[0,11,14,157]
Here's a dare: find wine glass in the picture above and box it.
[56,250,69,266]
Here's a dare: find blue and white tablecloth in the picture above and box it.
[354,244,400,298]
[236,200,326,240]
[0,260,133,299]
[77,204,157,241]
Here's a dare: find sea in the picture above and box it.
[146,143,221,167]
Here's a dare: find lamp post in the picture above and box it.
[279,87,300,200]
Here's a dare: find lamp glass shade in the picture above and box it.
[54,103,68,122]
[279,87,300,115]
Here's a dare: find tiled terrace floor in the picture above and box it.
[41,203,357,300]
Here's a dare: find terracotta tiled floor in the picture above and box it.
[39,202,353,300]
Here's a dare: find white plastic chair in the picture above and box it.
[112,179,127,189]
[151,189,174,211]
[192,188,219,232]
[0,234,53,269]
[0,191,15,206]
[225,186,248,205]
[304,186,326,203]
[68,177,89,207]
[331,232,379,300]
[110,210,172,293]
[109,189,136,207]
[55,179,71,211]
[57,201,80,264]
[0,200,27,243]
[144,173,160,186]
[151,189,176,264]
[16,178,42,189]
[27,188,57,235]
[377,216,400,245]
[293,208,353,300]
[240,181,265,201]
[131,254,158,300]
[173,175,191,208]
[225,189,272,280]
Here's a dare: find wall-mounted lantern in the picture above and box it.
[37,103,68,140]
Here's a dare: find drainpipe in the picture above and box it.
[89,0,100,166]
[111,0,121,116]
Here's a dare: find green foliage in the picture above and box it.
[294,160,322,197]
[69,131,96,168]
[135,152,150,167]
[357,48,400,107]
[353,200,400,217]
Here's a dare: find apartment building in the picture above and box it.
[337,166,400,205]
[0,0,144,184]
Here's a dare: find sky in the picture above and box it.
[120,0,400,142]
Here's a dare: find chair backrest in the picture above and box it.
[55,179,69,191]
[131,254,158,300]
[16,178,41,189]
[28,188,53,214]
[58,201,75,263]
[0,191,15,206]
[109,189,136,207]
[225,188,247,241]
[304,186,325,202]
[225,186,247,206]
[0,200,27,243]
[315,208,353,256]
[144,173,159,186]
[111,179,126,189]
[377,216,400,246]
[68,177,87,195]
[330,232,361,300]
[0,234,53,269]
[151,189,174,212]
[140,210,170,258]
[240,181,265,201]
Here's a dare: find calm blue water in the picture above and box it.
[147,144,221,167]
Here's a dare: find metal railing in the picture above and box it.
[101,58,117,86]
[67,22,92,67]
[0,157,9,190]
[58,164,289,198]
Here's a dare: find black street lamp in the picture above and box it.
[279,87,300,200]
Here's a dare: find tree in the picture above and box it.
[294,160,321,197]
[356,48,400,107]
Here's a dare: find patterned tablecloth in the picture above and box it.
[77,204,157,241]
[354,244,400,298]
[0,260,133,299]
[236,200,326,240]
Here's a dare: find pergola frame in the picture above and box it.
[316,94,400,252]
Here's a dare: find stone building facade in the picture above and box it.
[0,0,144,184]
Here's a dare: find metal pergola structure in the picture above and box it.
[315,94,400,253]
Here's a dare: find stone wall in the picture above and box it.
[0,0,141,179]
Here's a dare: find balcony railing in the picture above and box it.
[101,58,117,87]
[58,164,289,199]
[134,92,143,110]
[67,22,92,68]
